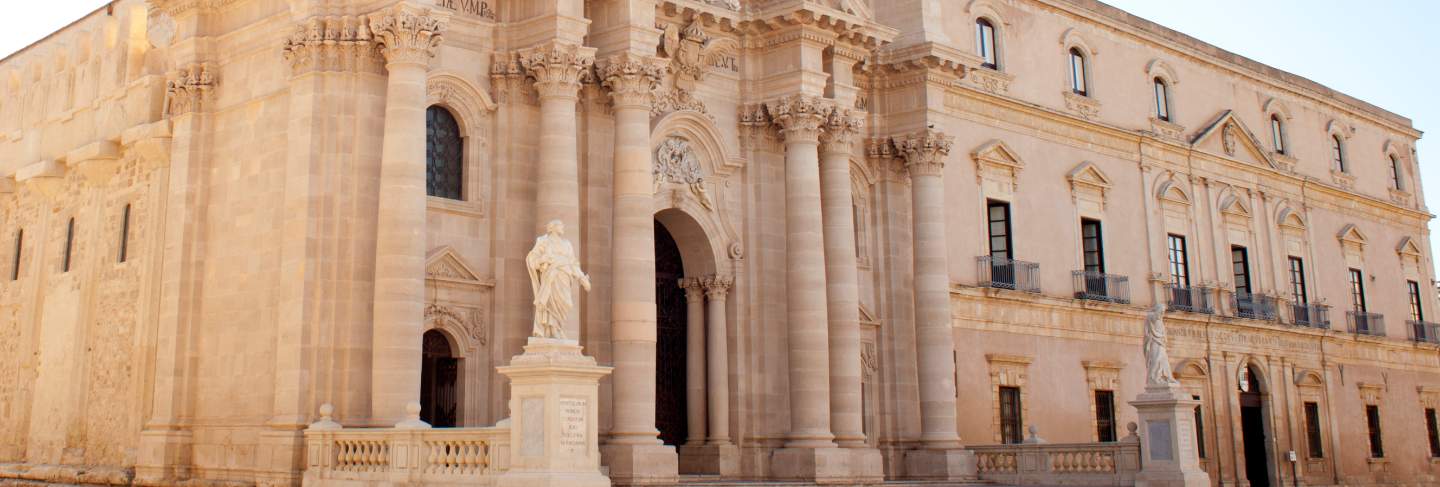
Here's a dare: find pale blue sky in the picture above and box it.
[3,1,1439,271]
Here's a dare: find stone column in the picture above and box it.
[595,53,679,484]
[701,274,734,445]
[366,4,446,426]
[895,129,976,480]
[519,42,595,340]
[681,277,708,445]
[819,108,866,448]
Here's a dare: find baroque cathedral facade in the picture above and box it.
[0,0,1437,485]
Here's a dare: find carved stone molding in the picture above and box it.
[425,303,487,348]
[969,68,1014,95]
[766,94,831,143]
[282,15,382,75]
[654,137,713,211]
[1062,91,1100,120]
[489,51,534,105]
[1147,116,1185,141]
[701,274,733,298]
[652,89,708,118]
[658,18,737,91]
[368,4,448,67]
[1329,169,1356,190]
[892,128,953,177]
[163,63,216,117]
[820,107,864,153]
[597,53,666,109]
[518,42,596,99]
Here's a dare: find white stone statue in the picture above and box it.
[1144,303,1180,388]
[526,220,591,340]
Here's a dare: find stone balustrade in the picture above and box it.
[303,425,511,485]
[969,439,1140,486]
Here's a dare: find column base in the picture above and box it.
[771,446,884,485]
[679,443,741,476]
[600,442,679,486]
[134,428,192,485]
[904,448,978,481]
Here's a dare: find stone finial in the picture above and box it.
[892,127,953,177]
[766,95,832,143]
[394,401,431,429]
[307,403,342,430]
[597,53,667,109]
[367,4,448,67]
[1123,421,1140,442]
[518,42,597,99]
[701,274,734,298]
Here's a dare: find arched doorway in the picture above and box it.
[654,220,688,446]
[1239,364,1270,487]
[421,329,460,427]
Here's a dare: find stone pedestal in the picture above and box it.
[496,338,613,487]
[1132,387,1211,487]
[772,446,885,485]
[904,448,978,482]
[679,443,740,476]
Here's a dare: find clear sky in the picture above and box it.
[3,1,1440,271]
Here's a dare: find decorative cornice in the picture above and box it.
[368,4,448,67]
[518,42,597,99]
[597,53,667,109]
[892,128,953,178]
[766,94,831,143]
[163,63,216,117]
[282,15,382,75]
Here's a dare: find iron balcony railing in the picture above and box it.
[1290,303,1331,329]
[1231,292,1278,321]
[1348,312,1386,337]
[978,256,1041,294]
[1072,270,1130,304]
[1408,320,1440,344]
[1167,285,1215,315]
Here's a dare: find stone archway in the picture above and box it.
[654,219,688,446]
[1238,363,1272,487]
[421,329,461,428]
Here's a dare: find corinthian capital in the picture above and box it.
[283,15,381,75]
[892,128,953,177]
[519,42,597,99]
[701,274,734,299]
[766,95,832,143]
[597,53,667,109]
[368,4,448,67]
[820,107,864,153]
[164,63,217,118]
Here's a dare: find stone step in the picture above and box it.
[675,475,997,487]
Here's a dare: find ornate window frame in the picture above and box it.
[1082,360,1122,442]
[1146,59,1180,131]
[426,73,496,217]
[986,353,1031,444]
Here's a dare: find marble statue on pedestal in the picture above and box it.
[1143,303,1179,388]
[526,220,591,340]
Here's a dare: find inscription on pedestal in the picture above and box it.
[1148,419,1173,461]
[560,397,587,456]
[521,397,544,456]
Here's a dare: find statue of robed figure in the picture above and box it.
[1144,303,1180,389]
[526,220,591,340]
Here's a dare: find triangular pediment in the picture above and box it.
[1191,110,1278,170]
[1336,224,1367,246]
[971,139,1026,169]
[1397,236,1423,257]
[1067,161,1112,189]
[1218,193,1252,218]
[426,246,484,284]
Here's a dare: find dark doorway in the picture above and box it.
[421,329,460,427]
[654,220,688,446]
[1239,365,1270,487]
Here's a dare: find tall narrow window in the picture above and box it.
[1167,234,1190,287]
[1082,219,1104,273]
[1349,268,1367,313]
[1095,390,1116,442]
[1304,401,1324,458]
[1231,246,1251,297]
[1289,257,1308,304]
[10,229,21,281]
[1069,48,1088,96]
[1331,135,1346,172]
[1365,404,1384,458]
[1271,115,1286,154]
[987,200,1013,261]
[1193,396,1206,459]
[1409,280,1425,322]
[1391,155,1404,190]
[61,218,74,273]
[425,105,464,200]
[999,386,1023,444]
[1154,78,1171,121]
[118,204,131,263]
[1427,408,1440,458]
[976,18,998,70]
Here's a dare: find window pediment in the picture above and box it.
[1397,236,1422,258]
[1337,224,1367,247]
[972,139,1024,196]
[425,245,491,288]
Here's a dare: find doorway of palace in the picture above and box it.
[421,329,460,427]
[1239,364,1270,487]
[654,220,689,446]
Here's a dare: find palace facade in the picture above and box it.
[0,0,1437,485]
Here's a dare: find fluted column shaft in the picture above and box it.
[819,112,866,447]
[703,275,734,445]
[599,54,667,445]
[520,42,595,340]
[895,129,963,448]
[368,4,446,425]
[769,95,836,448]
[681,278,708,445]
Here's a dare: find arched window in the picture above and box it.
[426,105,464,200]
[1391,155,1404,190]
[976,18,998,70]
[1270,115,1286,155]
[1330,135,1346,172]
[1153,78,1171,121]
[1069,48,1088,96]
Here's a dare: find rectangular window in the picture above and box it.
[1366,404,1384,458]
[1409,280,1424,322]
[976,20,997,69]
[1070,51,1087,95]
[1391,157,1404,190]
[1231,246,1251,296]
[1167,234,1190,287]
[61,218,74,273]
[987,200,1013,261]
[10,229,21,281]
[999,386,1023,444]
[1082,219,1104,274]
[1427,408,1440,458]
[1304,401,1324,458]
[118,204,131,263]
[1289,257,1308,304]
[1193,396,1206,459]
[1154,80,1170,121]
[1349,268,1367,313]
[1095,390,1116,442]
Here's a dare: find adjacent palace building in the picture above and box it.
[1,0,1437,485]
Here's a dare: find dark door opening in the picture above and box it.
[654,220,688,446]
[1240,365,1270,487]
[421,329,459,427]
